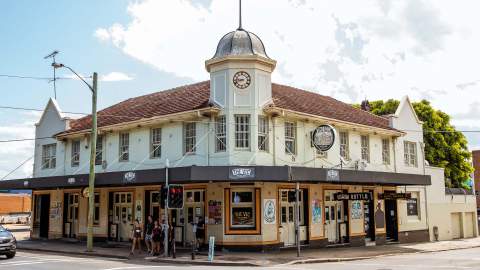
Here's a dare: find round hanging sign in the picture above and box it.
[81,187,90,198]
[312,124,336,151]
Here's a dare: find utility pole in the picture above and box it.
[87,72,98,252]
[164,159,170,257]
[52,62,98,252]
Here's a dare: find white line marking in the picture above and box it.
[102,266,171,270]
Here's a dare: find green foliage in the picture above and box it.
[362,99,473,188]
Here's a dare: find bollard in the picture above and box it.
[191,240,195,260]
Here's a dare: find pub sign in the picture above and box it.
[334,192,372,201]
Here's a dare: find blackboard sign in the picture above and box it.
[334,192,372,201]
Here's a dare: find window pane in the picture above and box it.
[235,115,250,149]
[194,191,201,202]
[285,122,296,154]
[258,116,268,151]
[215,116,227,152]
[232,191,253,203]
[281,207,287,223]
[71,140,80,167]
[232,207,254,227]
[184,123,196,153]
[119,133,129,161]
[151,128,162,158]
[95,136,103,165]
[407,198,418,216]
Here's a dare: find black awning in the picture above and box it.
[0,165,431,190]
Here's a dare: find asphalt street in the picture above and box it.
[2,247,480,269]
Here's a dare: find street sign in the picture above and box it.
[378,192,411,200]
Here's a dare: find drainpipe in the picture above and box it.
[272,116,277,166]
[421,141,431,240]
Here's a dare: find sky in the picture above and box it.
[1,0,479,180]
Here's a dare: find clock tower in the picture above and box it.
[205,1,276,164]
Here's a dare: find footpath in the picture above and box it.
[14,236,480,267]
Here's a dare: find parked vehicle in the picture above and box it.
[0,225,16,258]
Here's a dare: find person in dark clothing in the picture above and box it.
[144,215,154,255]
[151,220,161,256]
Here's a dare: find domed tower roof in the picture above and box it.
[211,28,270,60]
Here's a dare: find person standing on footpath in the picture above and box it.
[130,219,143,256]
[144,215,154,255]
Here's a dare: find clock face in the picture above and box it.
[233,71,251,89]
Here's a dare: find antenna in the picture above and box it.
[238,0,243,29]
[44,50,59,99]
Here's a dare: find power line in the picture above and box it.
[0,74,92,81]
[1,156,33,180]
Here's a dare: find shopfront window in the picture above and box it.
[407,198,419,216]
[230,190,255,228]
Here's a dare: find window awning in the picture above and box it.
[0,166,431,190]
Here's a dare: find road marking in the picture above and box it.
[102,266,171,270]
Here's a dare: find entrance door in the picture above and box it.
[66,193,79,238]
[149,191,160,221]
[324,190,344,243]
[364,191,375,242]
[37,194,50,238]
[279,189,304,246]
[385,198,398,241]
[113,192,133,241]
[182,190,205,246]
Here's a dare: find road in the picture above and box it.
[2,247,480,270]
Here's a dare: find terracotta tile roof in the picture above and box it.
[58,81,395,136]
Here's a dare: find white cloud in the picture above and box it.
[95,0,480,149]
[101,72,134,82]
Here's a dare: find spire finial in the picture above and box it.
[238,0,243,29]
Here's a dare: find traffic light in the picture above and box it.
[168,185,184,209]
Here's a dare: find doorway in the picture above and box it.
[180,189,205,246]
[324,190,347,244]
[112,192,134,241]
[279,189,305,246]
[385,198,398,241]
[64,193,79,238]
[35,194,50,239]
[364,190,375,242]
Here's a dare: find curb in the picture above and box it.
[151,258,260,267]
[17,246,130,260]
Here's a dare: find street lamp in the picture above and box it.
[53,62,98,252]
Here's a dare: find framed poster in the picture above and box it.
[351,201,362,219]
[263,199,276,225]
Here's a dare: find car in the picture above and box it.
[0,225,16,259]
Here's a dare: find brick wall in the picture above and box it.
[473,150,480,208]
[0,194,31,214]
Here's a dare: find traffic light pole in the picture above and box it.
[164,159,169,257]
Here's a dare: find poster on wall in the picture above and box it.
[135,200,142,223]
[263,199,276,225]
[311,199,322,224]
[208,200,222,225]
[351,201,362,219]
[375,201,385,228]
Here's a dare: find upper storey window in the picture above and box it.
[382,138,391,165]
[184,122,196,154]
[235,115,250,150]
[95,135,103,166]
[42,144,56,169]
[404,141,418,167]
[119,133,130,162]
[339,131,350,160]
[215,116,226,152]
[361,135,370,162]
[71,140,80,167]
[258,116,269,152]
[150,128,162,158]
[284,122,296,155]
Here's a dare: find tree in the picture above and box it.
[359,99,473,188]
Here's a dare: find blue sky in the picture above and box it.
[1,0,480,179]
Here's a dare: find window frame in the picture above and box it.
[360,135,370,162]
[150,128,162,159]
[404,141,418,167]
[95,135,103,166]
[406,197,419,217]
[258,116,269,152]
[41,143,57,169]
[119,133,130,162]
[184,122,197,154]
[339,131,350,160]
[382,138,391,165]
[215,116,226,152]
[234,114,250,150]
[225,188,260,235]
[71,140,80,167]
[284,121,297,155]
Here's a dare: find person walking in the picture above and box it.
[130,219,143,256]
[151,220,162,256]
[144,215,154,255]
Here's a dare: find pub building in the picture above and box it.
[0,7,477,250]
